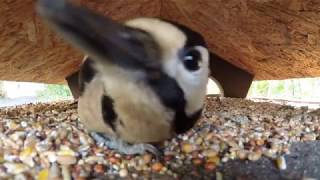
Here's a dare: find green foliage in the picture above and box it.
[37,84,72,100]
[257,81,269,95]
[272,82,285,96]
[249,81,269,97]
[248,78,320,100]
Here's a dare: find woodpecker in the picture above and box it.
[37,0,210,155]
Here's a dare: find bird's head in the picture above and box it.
[37,0,210,134]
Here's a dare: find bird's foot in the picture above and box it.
[90,132,160,157]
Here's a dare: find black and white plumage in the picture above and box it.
[37,0,210,155]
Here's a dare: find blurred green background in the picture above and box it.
[0,77,319,107]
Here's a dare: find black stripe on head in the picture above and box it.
[147,73,202,134]
[79,57,97,95]
[101,94,118,132]
[160,19,207,48]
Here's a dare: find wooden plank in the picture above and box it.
[0,0,319,83]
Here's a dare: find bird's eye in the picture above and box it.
[182,48,202,71]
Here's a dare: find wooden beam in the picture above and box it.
[1,0,320,83]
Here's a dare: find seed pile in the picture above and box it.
[0,97,319,179]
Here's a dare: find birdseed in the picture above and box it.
[0,97,318,179]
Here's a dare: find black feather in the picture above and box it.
[79,57,97,96]
[101,95,118,131]
[147,19,205,133]
[147,73,201,134]
[160,19,207,48]
[174,108,202,134]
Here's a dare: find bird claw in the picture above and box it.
[90,132,161,157]
[130,143,161,157]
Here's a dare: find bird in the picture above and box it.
[37,0,210,155]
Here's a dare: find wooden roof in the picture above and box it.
[1,0,320,83]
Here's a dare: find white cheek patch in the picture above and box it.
[164,46,210,116]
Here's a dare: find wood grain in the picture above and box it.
[0,0,319,83]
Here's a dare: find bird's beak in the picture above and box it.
[37,0,160,70]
